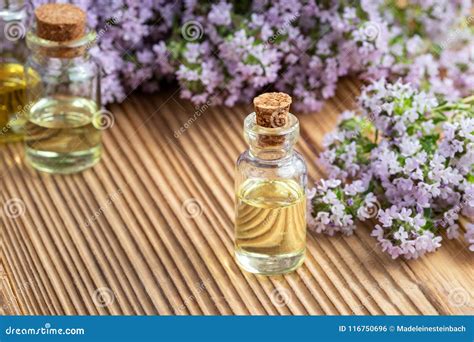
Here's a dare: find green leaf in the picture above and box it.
[272,33,288,45]
[419,134,440,154]
[245,54,260,65]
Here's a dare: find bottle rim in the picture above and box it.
[26,27,96,50]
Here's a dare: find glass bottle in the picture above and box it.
[235,109,307,275]
[0,0,31,142]
[24,5,102,174]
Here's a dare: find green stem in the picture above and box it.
[462,95,474,105]
[435,103,472,112]
[435,95,474,111]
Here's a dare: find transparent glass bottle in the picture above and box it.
[235,112,307,275]
[0,0,30,142]
[24,25,102,173]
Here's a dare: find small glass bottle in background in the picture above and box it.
[24,3,102,174]
[0,0,33,142]
[235,93,307,275]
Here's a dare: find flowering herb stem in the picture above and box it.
[309,79,474,259]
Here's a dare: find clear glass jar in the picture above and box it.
[235,112,307,275]
[24,27,102,174]
[0,0,29,142]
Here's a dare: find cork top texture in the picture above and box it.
[253,92,292,128]
[35,3,86,42]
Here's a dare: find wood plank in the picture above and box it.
[0,79,473,315]
[0,262,22,315]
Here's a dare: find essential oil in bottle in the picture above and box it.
[236,178,306,255]
[24,3,102,173]
[235,93,307,275]
[0,1,31,142]
[0,63,27,141]
[25,95,102,173]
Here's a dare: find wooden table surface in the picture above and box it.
[1,79,473,315]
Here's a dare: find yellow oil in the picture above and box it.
[25,95,102,173]
[235,178,306,274]
[0,63,29,142]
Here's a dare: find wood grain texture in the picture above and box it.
[0,79,473,315]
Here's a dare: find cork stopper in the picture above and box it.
[253,92,292,146]
[35,3,86,41]
[34,3,87,58]
[254,92,291,128]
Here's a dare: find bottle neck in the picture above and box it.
[249,145,294,160]
[244,112,299,161]
[26,29,96,60]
